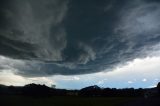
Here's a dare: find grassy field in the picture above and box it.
[0,95,135,106]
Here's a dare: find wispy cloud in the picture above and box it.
[0,0,160,83]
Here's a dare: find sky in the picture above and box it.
[0,0,160,89]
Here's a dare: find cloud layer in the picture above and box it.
[0,0,160,77]
[0,0,68,61]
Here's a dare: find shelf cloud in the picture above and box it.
[0,0,160,77]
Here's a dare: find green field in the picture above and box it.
[0,95,135,106]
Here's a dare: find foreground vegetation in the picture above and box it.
[0,83,160,106]
[0,95,135,106]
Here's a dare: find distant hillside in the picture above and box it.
[0,83,160,97]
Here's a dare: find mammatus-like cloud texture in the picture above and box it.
[0,0,160,77]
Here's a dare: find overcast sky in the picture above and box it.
[0,0,160,89]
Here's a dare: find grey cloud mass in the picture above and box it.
[0,0,68,61]
[0,0,160,77]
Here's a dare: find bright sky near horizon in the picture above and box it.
[0,55,160,89]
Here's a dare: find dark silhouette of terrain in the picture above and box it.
[0,84,145,97]
[0,83,160,97]
[0,82,160,106]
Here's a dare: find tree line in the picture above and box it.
[0,82,160,97]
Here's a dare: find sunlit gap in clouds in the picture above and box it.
[51,44,160,89]
[1,51,160,89]
[0,67,55,87]
[54,56,160,89]
[1,40,160,89]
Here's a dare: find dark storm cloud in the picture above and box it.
[1,0,160,77]
[0,0,68,61]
